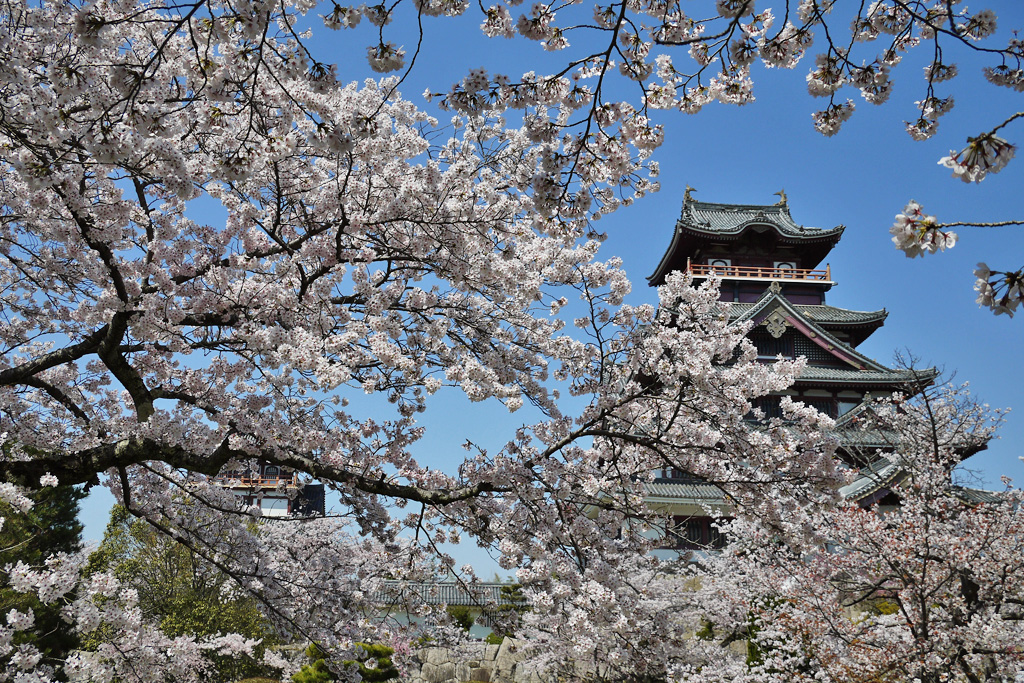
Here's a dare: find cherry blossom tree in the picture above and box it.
[689,381,1024,683]
[1,0,1021,680]
[505,382,1023,683]
[0,0,846,678]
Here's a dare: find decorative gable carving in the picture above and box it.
[764,310,789,338]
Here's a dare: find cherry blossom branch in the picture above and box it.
[0,325,109,386]
[934,220,1024,228]
[0,434,505,505]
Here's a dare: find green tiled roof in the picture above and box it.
[679,200,845,241]
[731,290,939,386]
[727,302,887,326]
[798,366,936,384]
[644,481,725,503]
[954,487,1003,504]
[833,427,895,450]
[838,460,1004,505]
[649,197,845,284]
[838,456,902,501]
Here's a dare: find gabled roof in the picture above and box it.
[648,197,845,284]
[729,301,887,345]
[727,302,887,327]
[732,289,938,388]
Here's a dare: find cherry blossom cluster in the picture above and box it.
[319,0,1023,255]
[886,176,1021,316]
[889,201,957,258]
[502,273,841,678]
[940,133,1017,183]
[1,544,281,683]
[974,263,1024,316]
[516,380,1022,683]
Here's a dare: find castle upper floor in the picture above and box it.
[647,191,845,305]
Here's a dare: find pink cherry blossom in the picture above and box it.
[940,133,1016,183]
[890,200,957,257]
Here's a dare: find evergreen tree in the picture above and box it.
[0,483,85,674]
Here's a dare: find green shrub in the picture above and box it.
[292,642,399,683]
[348,643,399,683]
[694,619,715,641]
[868,599,900,616]
[446,605,475,632]
[292,645,334,683]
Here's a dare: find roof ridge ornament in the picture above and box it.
[684,185,697,203]
[774,189,788,206]
[769,281,782,295]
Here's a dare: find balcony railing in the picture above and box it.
[687,260,831,282]
[216,475,298,488]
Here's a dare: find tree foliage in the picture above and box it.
[83,505,277,681]
[0,482,84,677]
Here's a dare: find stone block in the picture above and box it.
[421,647,452,667]
[493,638,521,674]
[469,666,491,681]
[422,661,456,683]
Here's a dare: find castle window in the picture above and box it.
[752,396,785,419]
[774,261,796,275]
[803,397,837,418]
[668,516,728,550]
[707,258,733,275]
[751,333,794,359]
[658,468,702,482]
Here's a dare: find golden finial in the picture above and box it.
[774,189,788,206]
[684,185,697,202]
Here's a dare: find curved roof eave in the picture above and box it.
[647,224,688,286]
[677,221,846,242]
[648,199,847,284]
[839,457,905,502]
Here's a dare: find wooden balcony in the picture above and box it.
[687,260,831,282]
[216,475,298,488]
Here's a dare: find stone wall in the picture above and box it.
[404,639,549,683]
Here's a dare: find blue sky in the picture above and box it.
[79,2,1024,575]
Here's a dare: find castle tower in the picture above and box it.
[217,462,325,517]
[646,193,938,551]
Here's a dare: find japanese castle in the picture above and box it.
[646,191,958,552]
